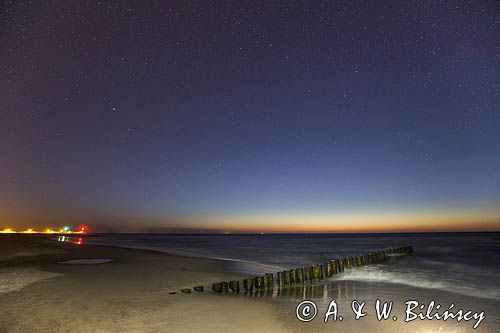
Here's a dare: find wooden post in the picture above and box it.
[304,266,313,282]
[355,256,361,266]
[229,280,240,293]
[350,257,356,267]
[277,271,285,287]
[180,288,191,294]
[265,273,274,289]
[331,259,338,274]
[312,264,323,280]
[212,283,223,293]
[254,276,266,290]
[288,269,296,285]
[345,258,351,270]
[193,286,204,292]
[283,271,291,286]
[326,261,334,277]
[338,259,345,273]
[295,268,304,284]
[243,278,254,292]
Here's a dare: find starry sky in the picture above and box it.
[1,1,499,233]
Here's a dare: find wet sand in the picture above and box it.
[0,235,286,333]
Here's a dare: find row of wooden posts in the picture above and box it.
[177,245,413,294]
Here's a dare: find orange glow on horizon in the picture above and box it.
[178,208,500,234]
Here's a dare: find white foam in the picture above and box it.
[58,259,113,264]
[337,267,500,301]
[0,268,63,294]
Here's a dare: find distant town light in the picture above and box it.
[0,226,87,235]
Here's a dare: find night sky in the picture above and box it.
[1,1,499,233]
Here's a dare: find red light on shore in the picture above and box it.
[78,226,87,234]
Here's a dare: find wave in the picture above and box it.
[88,241,286,274]
[336,266,500,301]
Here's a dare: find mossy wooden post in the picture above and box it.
[229,280,240,293]
[326,261,334,277]
[180,288,191,293]
[265,273,274,289]
[312,264,323,280]
[283,271,291,286]
[243,278,254,292]
[259,276,267,290]
[338,259,345,273]
[270,273,275,288]
[356,256,361,266]
[277,271,285,287]
[295,268,304,284]
[331,259,338,275]
[288,269,296,285]
[345,258,351,270]
[212,282,222,293]
[312,265,319,281]
[350,257,356,268]
[221,281,229,293]
[193,286,204,292]
[304,266,313,282]
[253,277,260,289]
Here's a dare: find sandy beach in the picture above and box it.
[0,235,287,333]
[1,235,499,333]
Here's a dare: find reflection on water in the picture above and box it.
[240,280,358,301]
[57,235,84,245]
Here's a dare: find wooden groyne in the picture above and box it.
[176,245,413,295]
